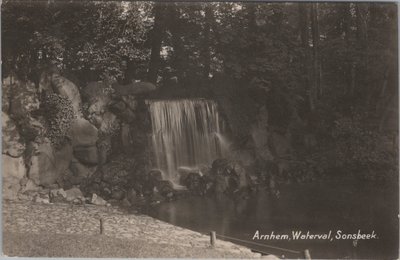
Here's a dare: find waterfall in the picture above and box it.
[147,99,228,180]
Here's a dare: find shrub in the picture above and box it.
[41,93,75,148]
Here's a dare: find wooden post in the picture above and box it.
[303,249,311,260]
[210,231,216,247]
[100,218,104,235]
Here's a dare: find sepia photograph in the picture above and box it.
[1,1,399,259]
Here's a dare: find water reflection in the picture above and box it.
[145,182,398,259]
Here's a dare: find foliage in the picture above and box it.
[2,2,398,182]
[330,112,397,180]
[2,1,152,84]
[41,93,75,148]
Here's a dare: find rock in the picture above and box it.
[121,197,131,207]
[91,193,107,206]
[97,136,112,165]
[69,158,94,181]
[126,189,137,204]
[99,112,119,134]
[34,194,50,204]
[9,80,39,118]
[111,188,125,200]
[148,169,163,182]
[120,108,136,123]
[2,155,26,200]
[73,145,99,165]
[121,95,138,111]
[211,158,230,175]
[49,73,82,115]
[112,81,156,96]
[121,123,133,153]
[2,112,25,157]
[28,139,73,186]
[65,187,83,202]
[49,188,67,203]
[19,176,29,187]
[68,117,98,147]
[17,192,34,201]
[156,180,176,200]
[110,100,126,112]
[179,172,206,196]
[83,81,112,114]
[261,254,280,259]
[20,178,41,194]
[19,116,46,143]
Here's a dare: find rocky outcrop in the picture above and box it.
[2,72,156,205]
[27,139,73,187]
[112,81,156,96]
[68,117,98,147]
[73,145,99,165]
[69,157,95,182]
[2,155,26,200]
[40,70,82,115]
[2,112,25,157]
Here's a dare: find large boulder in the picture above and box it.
[39,71,82,115]
[73,145,99,165]
[121,95,138,111]
[68,117,98,147]
[112,81,156,96]
[2,155,26,200]
[69,157,95,182]
[2,112,25,157]
[28,139,73,186]
[65,187,84,202]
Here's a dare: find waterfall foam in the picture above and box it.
[147,99,228,180]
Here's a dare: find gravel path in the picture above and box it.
[3,200,263,258]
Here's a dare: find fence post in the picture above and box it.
[210,231,216,247]
[303,249,311,260]
[100,218,104,235]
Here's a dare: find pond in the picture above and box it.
[143,181,398,259]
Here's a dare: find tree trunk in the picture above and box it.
[342,3,354,96]
[147,3,166,84]
[356,3,370,104]
[201,5,213,78]
[298,4,308,47]
[310,3,321,99]
[168,5,185,83]
[298,3,314,113]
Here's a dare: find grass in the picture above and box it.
[3,231,255,258]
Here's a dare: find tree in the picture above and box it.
[147,3,166,84]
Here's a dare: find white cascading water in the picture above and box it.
[147,99,228,180]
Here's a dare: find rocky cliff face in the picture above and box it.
[2,71,156,203]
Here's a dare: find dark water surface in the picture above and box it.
[145,181,398,259]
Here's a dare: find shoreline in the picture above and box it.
[2,200,267,258]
